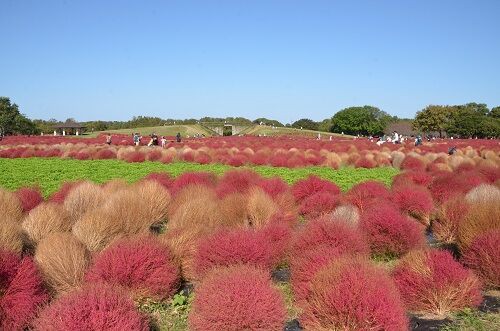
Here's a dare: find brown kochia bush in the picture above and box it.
[63,181,106,224]
[457,200,500,251]
[22,203,71,246]
[432,195,469,244]
[73,181,170,252]
[168,195,220,230]
[246,187,279,228]
[34,232,90,295]
[465,183,500,204]
[0,220,23,254]
[0,188,23,222]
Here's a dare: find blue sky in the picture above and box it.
[1,0,499,123]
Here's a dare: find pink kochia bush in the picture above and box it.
[15,187,44,212]
[343,180,391,211]
[299,192,340,219]
[0,249,48,330]
[292,217,369,255]
[393,249,482,316]
[194,229,276,279]
[85,237,180,301]
[461,230,500,289]
[392,185,434,225]
[301,257,409,331]
[360,203,425,258]
[34,283,148,331]
[291,175,340,203]
[189,265,286,331]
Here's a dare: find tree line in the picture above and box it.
[1,96,499,138]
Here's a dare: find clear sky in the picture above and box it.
[1,0,499,123]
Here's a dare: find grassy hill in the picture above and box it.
[241,125,351,138]
[82,123,351,139]
[85,124,214,138]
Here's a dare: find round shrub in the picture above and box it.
[22,203,71,246]
[392,170,433,188]
[48,181,84,204]
[393,249,482,316]
[290,245,344,301]
[86,236,180,301]
[299,191,340,219]
[301,257,408,331]
[194,228,276,279]
[291,175,340,203]
[432,195,469,244]
[0,249,48,330]
[400,155,426,171]
[15,187,43,213]
[392,184,434,225]
[343,180,391,211]
[189,265,286,331]
[143,172,172,190]
[461,230,500,289]
[360,203,425,258]
[457,200,500,251]
[170,171,217,195]
[34,283,148,331]
[292,217,369,256]
[35,232,90,295]
[215,169,260,198]
[257,177,289,198]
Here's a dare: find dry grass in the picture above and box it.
[131,180,171,228]
[246,187,278,228]
[22,203,71,246]
[167,184,216,217]
[0,219,23,254]
[457,200,500,251]
[168,196,219,230]
[432,196,468,244]
[63,181,106,224]
[34,232,90,295]
[0,188,23,222]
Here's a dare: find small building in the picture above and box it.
[53,123,86,136]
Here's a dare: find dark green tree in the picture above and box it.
[291,118,319,130]
[0,97,39,135]
[318,118,333,132]
[253,118,284,127]
[489,107,500,118]
[330,106,392,136]
[413,105,455,138]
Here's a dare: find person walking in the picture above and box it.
[106,134,112,145]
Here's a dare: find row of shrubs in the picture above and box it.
[0,164,499,330]
[1,135,499,169]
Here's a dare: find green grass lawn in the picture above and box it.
[0,158,398,197]
[241,125,351,138]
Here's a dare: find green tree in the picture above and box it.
[489,107,500,118]
[446,103,491,138]
[253,118,284,127]
[413,105,455,138]
[0,97,39,135]
[291,118,319,130]
[318,118,332,132]
[330,106,392,136]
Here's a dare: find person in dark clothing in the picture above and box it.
[176,132,181,143]
[448,146,457,155]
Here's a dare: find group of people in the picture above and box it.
[104,132,182,147]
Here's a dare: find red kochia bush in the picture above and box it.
[400,155,425,171]
[0,250,48,330]
[344,180,391,211]
[291,175,340,203]
[257,177,288,198]
[392,171,433,188]
[169,171,216,195]
[393,249,482,316]
[34,284,148,331]
[290,245,344,301]
[392,185,434,224]
[292,217,369,256]
[15,187,43,212]
[301,257,409,331]
[299,192,340,219]
[194,229,275,279]
[215,169,260,198]
[461,230,500,289]
[95,149,116,159]
[360,203,425,258]
[85,237,180,301]
[143,172,173,190]
[189,265,286,331]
